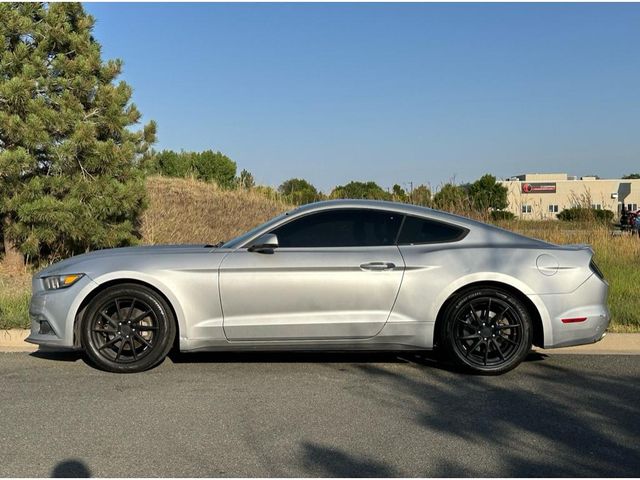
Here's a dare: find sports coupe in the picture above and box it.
[27,200,610,374]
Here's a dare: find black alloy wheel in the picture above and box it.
[442,287,532,374]
[81,284,176,373]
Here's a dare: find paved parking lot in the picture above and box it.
[1,351,639,477]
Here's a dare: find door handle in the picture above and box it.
[360,262,396,271]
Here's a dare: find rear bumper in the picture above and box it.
[532,273,610,349]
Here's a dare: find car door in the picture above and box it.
[219,208,405,341]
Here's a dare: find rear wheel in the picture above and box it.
[81,284,176,373]
[441,287,532,375]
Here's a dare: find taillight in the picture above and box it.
[589,259,605,280]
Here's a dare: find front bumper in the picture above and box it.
[533,273,610,349]
[25,274,97,349]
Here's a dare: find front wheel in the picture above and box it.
[81,283,176,373]
[441,287,532,375]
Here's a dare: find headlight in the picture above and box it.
[42,274,84,290]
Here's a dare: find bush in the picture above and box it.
[490,210,516,221]
[152,149,237,188]
[193,150,237,188]
[432,184,470,212]
[410,185,432,207]
[330,181,391,200]
[278,178,321,205]
[557,207,614,222]
[154,150,192,178]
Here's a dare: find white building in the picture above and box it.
[500,173,640,220]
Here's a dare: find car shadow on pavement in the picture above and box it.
[28,347,547,374]
[29,349,84,363]
[167,349,475,373]
[167,348,547,373]
[169,349,423,365]
[51,459,92,477]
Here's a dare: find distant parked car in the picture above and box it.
[28,200,610,374]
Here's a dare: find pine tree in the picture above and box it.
[0,3,156,265]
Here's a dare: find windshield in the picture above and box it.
[221,210,292,249]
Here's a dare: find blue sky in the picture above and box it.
[85,3,640,192]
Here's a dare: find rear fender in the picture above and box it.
[430,272,553,347]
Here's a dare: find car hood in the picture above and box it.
[36,244,217,278]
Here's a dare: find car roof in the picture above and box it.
[290,199,487,230]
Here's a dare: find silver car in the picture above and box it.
[27,200,610,374]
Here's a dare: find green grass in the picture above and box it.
[495,219,640,333]
[0,285,30,330]
[593,242,640,333]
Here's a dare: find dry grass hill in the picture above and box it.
[140,176,292,245]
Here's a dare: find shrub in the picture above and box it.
[330,181,391,200]
[192,150,237,188]
[490,210,516,221]
[278,178,322,205]
[154,150,193,178]
[150,149,237,189]
[557,208,614,222]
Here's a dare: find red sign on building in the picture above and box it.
[522,182,557,194]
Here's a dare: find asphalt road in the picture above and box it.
[1,351,639,477]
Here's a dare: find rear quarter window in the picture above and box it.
[397,216,468,245]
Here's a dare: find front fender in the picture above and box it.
[77,271,189,346]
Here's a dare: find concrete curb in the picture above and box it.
[533,333,640,355]
[0,329,36,352]
[0,329,639,354]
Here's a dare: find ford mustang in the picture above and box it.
[27,200,610,374]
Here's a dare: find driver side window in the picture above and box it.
[271,209,402,248]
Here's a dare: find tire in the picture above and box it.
[81,283,176,373]
[440,287,532,375]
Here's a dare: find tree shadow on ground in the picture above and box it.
[301,441,396,477]
[330,355,640,477]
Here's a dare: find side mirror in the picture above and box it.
[247,233,279,253]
